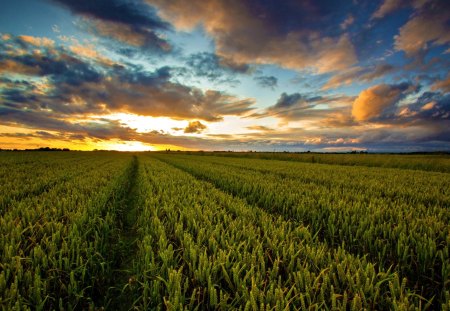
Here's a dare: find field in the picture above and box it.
[1,152,449,310]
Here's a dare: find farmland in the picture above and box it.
[1,152,449,310]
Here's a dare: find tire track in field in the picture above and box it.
[102,155,141,310]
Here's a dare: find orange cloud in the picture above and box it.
[421,101,436,111]
[148,0,357,73]
[184,121,207,133]
[19,35,55,47]
[0,59,40,75]
[69,44,115,66]
[352,83,412,121]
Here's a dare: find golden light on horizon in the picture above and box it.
[95,140,155,152]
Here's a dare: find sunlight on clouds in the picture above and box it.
[96,140,193,151]
[96,113,280,139]
[97,113,186,134]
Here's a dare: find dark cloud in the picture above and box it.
[181,52,251,85]
[396,91,450,122]
[1,36,101,86]
[0,131,65,141]
[273,93,322,110]
[0,106,138,141]
[234,0,354,36]
[0,130,68,140]
[0,107,84,133]
[252,92,355,126]
[184,121,207,133]
[254,75,278,89]
[51,0,171,50]
[148,0,357,73]
[52,0,168,29]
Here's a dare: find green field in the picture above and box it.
[1,152,449,310]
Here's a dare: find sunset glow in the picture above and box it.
[0,0,449,151]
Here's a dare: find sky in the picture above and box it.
[0,0,449,152]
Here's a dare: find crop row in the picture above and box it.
[181,151,450,173]
[128,156,423,309]
[155,154,450,308]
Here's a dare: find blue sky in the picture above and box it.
[0,0,449,151]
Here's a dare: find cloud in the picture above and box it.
[340,14,354,30]
[186,52,249,74]
[0,35,102,86]
[0,59,41,75]
[322,64,395,90]
[254,75,278,89]
[18,35,55,47]
[181,52,251,85]
[51,0,171,50]
[272,93,320,110]
[394,1,450,56]
[184,121,207,133]
[372,0,406,19]
[147,0,357,73]
[359,64,396,82]
[255,92,355,127]
[352,82,415,121]
[398,91,450,121]
[69,44,116,66]
[85,19,171,51]
[431,75,450,93]
[246,125,275,132]
[0,34,255,127]
[52,25,61,33]
[372,0,428,19]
